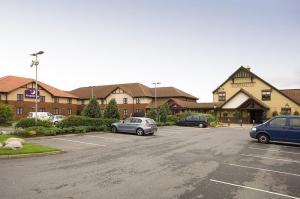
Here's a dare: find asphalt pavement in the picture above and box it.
[1,126,300,199]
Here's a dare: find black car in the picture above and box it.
[176,115,208,128]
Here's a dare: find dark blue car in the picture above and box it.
[250,116,300,144]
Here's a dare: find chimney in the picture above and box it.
[246,66,251,71]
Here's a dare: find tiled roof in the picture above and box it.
[151,87,198,100]
[280,89,300,105]
[71,84,198,100]
[0,75,78,98]
[146,98,222,109]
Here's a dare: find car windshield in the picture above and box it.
[146,119,156,124]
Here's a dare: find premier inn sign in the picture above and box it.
[25,89,40,99]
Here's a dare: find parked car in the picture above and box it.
[111,117,157,136]
[51,115,66,125]
[250,116,300,144]
[176,115,208,128]
[27,112,53,121]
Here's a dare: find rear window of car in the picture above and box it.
[290,118,300,128]
[146,119,156,124]
[269,118,287,127]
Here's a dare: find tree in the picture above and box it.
[104,99,120,119]
[0,103,14,125]
[82,97,101,118]
[159,103,171,123]
[146,108,158,121]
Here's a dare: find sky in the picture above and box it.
[0,0,299,102]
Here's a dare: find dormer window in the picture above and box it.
[218,92,226,102]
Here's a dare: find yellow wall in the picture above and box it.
[214,77,300,117]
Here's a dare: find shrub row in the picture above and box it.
[14,125,110,137]
[56,115,118,128]
[15,118,53,128]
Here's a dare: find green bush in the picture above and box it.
[294,111,299,116]
[56,115,118,128]
[0,103,14,125]
[146,109,158,121]
[272,111,279,117]
[104,99,120,119]
[82,97,102,118]
[167,115,179,123]
[15,118,53,128]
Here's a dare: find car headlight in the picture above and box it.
[251,127,256,132]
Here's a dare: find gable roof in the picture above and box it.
[213,66,300,106]
[220,89,269,109]
[150,87,198,100]
[71,84,198,100]
[71,83,153,99]
[0,75,78,98]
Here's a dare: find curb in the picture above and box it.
[0,150,65,159]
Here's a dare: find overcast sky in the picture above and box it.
[1,0,299,101]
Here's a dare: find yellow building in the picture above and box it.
[213,66,300,123]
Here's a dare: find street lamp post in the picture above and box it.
[30,51,44,124]
[90,86,95,98]
[152,82,161,121]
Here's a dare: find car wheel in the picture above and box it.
[136,128,144,136]
[199,123,204,128]
[258,134,269,144]
[111,126,118,133]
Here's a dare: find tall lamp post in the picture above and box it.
[90,86,95,98]
[152,82,161,121]
[30,51,44,124]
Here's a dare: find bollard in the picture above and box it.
[253,120,255,126]
[240,119,243,126]
[227,118,230,126]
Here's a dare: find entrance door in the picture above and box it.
[250,110,263,124]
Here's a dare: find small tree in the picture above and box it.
[0,103,14,125]
[272,111,278,117]
[159,104,171,123]
[82,97,101,118]
[146,109,158,121]
[294,110,300,116]
[104,99,120,119]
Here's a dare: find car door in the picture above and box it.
[185,116,194,126]
[192,115,200,126]
[127,118,141,133]
[118,118,131,132]
[266,117,288,141]
[287,117,300,143]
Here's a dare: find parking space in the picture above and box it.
[1,126,300,199]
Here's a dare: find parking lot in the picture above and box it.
[1,126,300,199]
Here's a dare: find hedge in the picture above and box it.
[15,118,53,128]
[56,115,118,128]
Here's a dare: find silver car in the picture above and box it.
[111,117,157,136]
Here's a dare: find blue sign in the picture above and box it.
[25,89,40,99]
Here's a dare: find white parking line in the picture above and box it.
[210,179,300,199]
[248,147,300,155]
[226,163,300,177]
[54,138,106,147]
[240,154,300,164]
[85,135,127,142]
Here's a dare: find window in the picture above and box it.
[54,97,59,103]
[39,107,45,112]
[131,118,142,123]
[40,96,45,102]
[123,98,128,104]
[136,109,141,113]
[136,98,141,104]
[269,118,287,127]
[281,108,291,115]
[262,91,271,101]
[218,92,226,101]
[123,109,128,116]
[186,116,193,121]
[17,94,24,101]
[54,108,59,115]
[290,118,300,128]
[16,107,23,115]
[68,98,72,104]
[81,100,85,105]
[67,108,72,115]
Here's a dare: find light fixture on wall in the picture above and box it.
[285,103,290,109]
